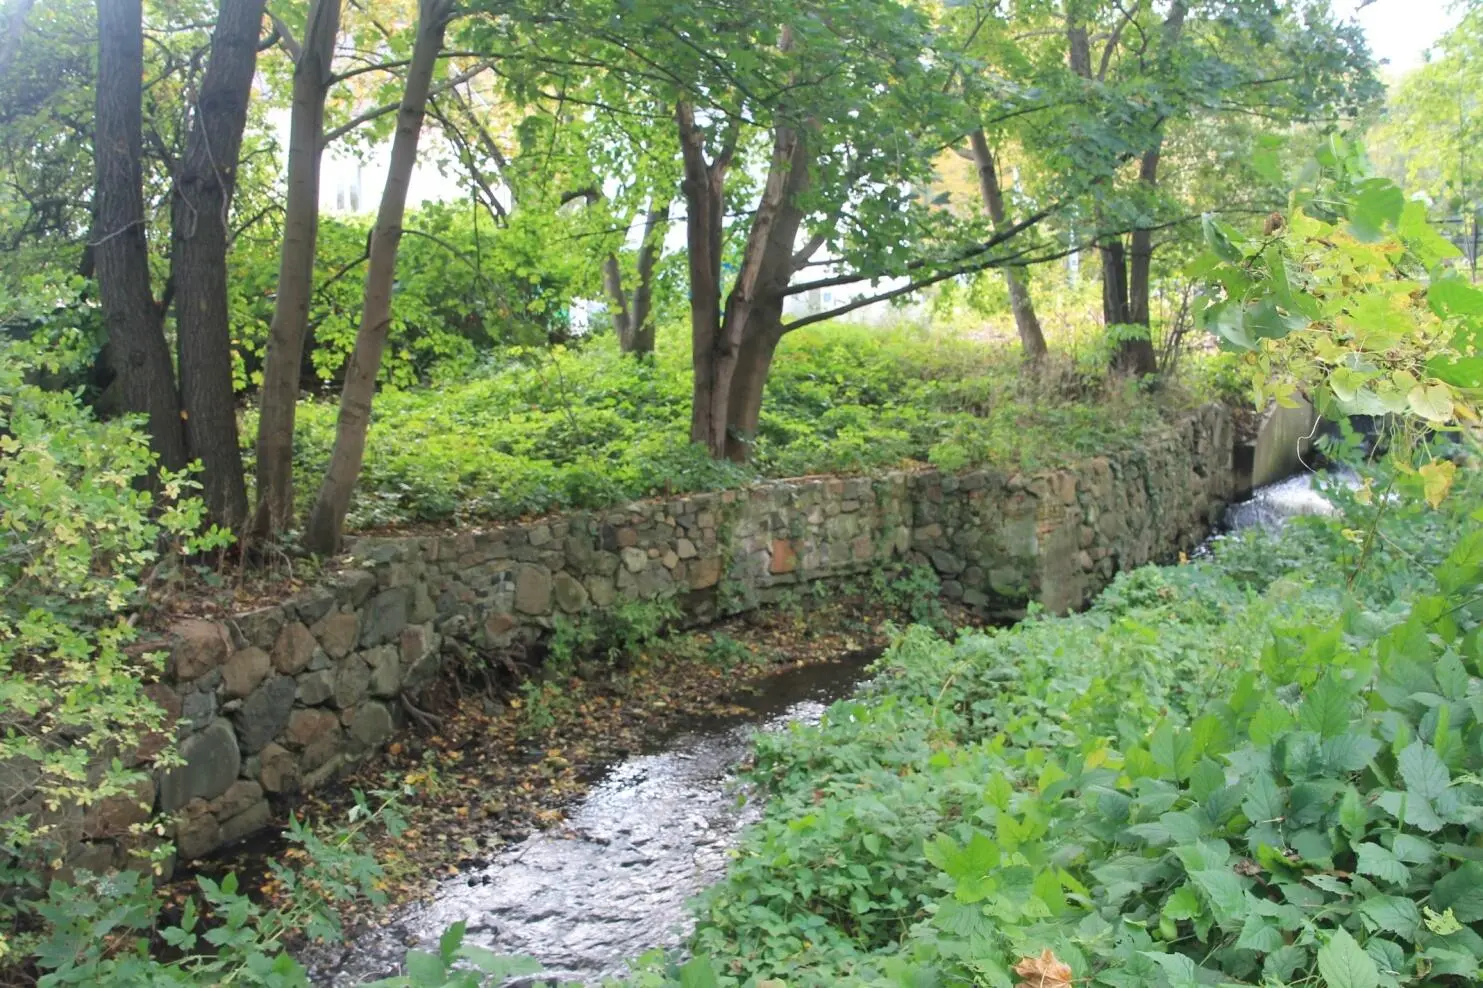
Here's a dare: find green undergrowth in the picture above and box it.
[624,461,1483,987]
[260,323,1215,532]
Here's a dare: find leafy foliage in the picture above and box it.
[269,322,1197,530]
[676,472,1483,987]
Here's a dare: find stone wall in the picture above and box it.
[83,404,1233,868]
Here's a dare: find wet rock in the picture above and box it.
[180,688,216,732]
[234,676,296,754]
[273,622,319,675]
[160,719,240,812]
[175,804,219,860]
[82,777,155,839]
[221,647,271,700]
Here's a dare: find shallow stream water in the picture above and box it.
[310,470,1336,986]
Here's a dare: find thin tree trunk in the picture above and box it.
[624,202,668,356]
[1099,238,1131,326]
[967,128,1046,360]
[94,0,187,473]
[171,0,264,530]
[601,253,632,346]
[723,309,783,463]
[253,0,344,537]
[304,0,452,554]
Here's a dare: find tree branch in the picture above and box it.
[320,60,489,146]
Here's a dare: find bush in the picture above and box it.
[679,462,1483,986]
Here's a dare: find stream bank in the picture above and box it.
[298,468,1333,986]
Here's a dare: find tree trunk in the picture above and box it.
[93,0,187,474]
[601,253,632,347]
[624,202,667,356]
[723,308,784,463]
[967,128,1046,360]
[252,0,343,537]
[171,0,264,530]
[304,0,452,554]
[1099,238,1131,327]
[677,102,729,454]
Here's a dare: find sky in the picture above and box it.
[1340,0,1464,74]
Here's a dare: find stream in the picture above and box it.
[308,470,1335,987]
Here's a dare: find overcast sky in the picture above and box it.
[1340,0,1463,74]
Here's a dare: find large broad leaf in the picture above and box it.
[1188,869,1250,930]
[1203,213,1246,262]
[1348,178,1405,242]
[1358,895,1422,939]
[1353,843,1408,885]
[1317,928,1380,988]
[1397,741,1450,801]
[1428,276,1483,318]
[1432,861,1483,923]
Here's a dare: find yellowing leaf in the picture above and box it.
[1407,382,1454,423]
[1420,460,1457,510]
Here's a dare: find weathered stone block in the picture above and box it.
[285,707,340,749]
[620,547,647,573]
[272,622,318,676]
[351,702,394,747]
[514,565,553,614]
[234,676,296,754]
[209,780,263,821]
[160,718,240,812]
[365,645,400,698]
[360,587,410,647]
[170,619,231,681]
[296,669,334,706]
[257,742,300,794]
[688,556,722,590]
[769,539,797,575]
[553,572,589,613]
[313,611,359,659]
[218,798,271,845]
[221,647,271,700]
[332,656,372,710]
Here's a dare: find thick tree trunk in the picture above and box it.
[677,102,730,454]
[93,0,187,473]
[723,308,784,463]
[252,0,343,537]
[967,128,1046,360]
[171,0,264,530]
[304,0,451,554]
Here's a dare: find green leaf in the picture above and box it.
[1406,383,1454,424]
[1397,741,1450,800]
[1358,895,1421,939]
[1299,675,1354,738]
[1139,951,1203,988]
[403,949,447,986]
[1317,928,1380,988]
[1354,843,1408,885]
[1432,861,1483,922]
[1188,869,1250,930]
[1202,213,1245,262]
[1348,178,1405,241]
[439,920,467,964]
